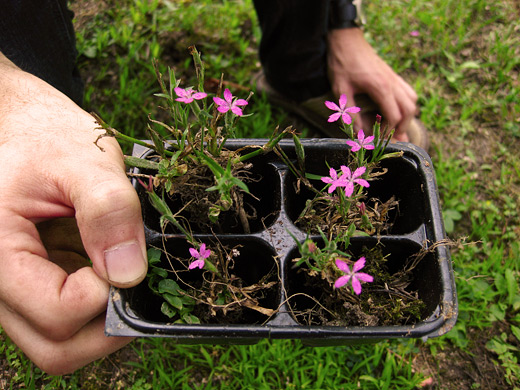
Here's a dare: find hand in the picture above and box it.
[0,54,148,375]
[327,28,418,141]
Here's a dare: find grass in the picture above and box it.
[1,0,520,388]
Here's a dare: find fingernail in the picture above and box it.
[104,241,147,286]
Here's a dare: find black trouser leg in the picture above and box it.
[252,0,331,102]
[0,0,84,105]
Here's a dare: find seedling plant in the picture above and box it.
[96,47,428,327]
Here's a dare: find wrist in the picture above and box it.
[327,27,368,50]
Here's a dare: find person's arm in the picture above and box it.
[0,52,147,374]
[327,27,418,141]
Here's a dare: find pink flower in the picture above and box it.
[334,257,374,295]
[346,129,375,152]
[410,30,420,37]
[188,243,211,270]
[321,167,345,193]
[174,87,207,103]
[213,88,248,116]
[339,165,370,197]
[324,94,361,124]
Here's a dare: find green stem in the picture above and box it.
[238,129,287,162]
[148,191,194,243]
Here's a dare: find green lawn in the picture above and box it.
[1,0,519,388]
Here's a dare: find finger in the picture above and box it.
[354,93,379,134]
[393,80,418,141]
[397,75,418,105]
[0,213,110,340]
[0,303,132,376]
[63,137,148,289]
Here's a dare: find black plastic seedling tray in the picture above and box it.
[105,139,457,345]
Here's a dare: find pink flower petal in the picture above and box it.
[324,100,340,111]
[344,182,354,197]
[351,276,362,295]
[213,96,226,106]
[174,87,186,97]
[345,139,360,151]
[340,165,351,176]
[346,106,361,114]
[338,94,348,108]
[234,98,248,107]
[353,166,366,178]
[192,92,207,100]
[334,275,351,289]
[223,88,233,102]
[352,257,366,272]
[335,259,350,273]
[328,112,341,123]
[231,106,243,116]
[354,178,370,188]
[189,247,199,258]
[341,113,353,124]
[356,273,374,283]
[363,135,374,145]
[189,259,205,270]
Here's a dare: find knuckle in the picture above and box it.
[34,352,77,376]
[403,99,417,117]
[35,272,108,342]
[34,316,79,342]
[77,180,141,226]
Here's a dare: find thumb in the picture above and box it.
[67,139,148,288]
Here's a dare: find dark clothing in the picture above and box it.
[0,0,84,105]
[252,0,331,103]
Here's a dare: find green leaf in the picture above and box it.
[158,279,181,296]
[148,191,174,218]
[305,172,323,181]
[153,93,171,99]
[151,267,168,279]
[161,302,177,318]
[293,134,306,172]
[488,303,507,322]
[197,151,224,176]
[510,325,520,342]
[182,314,200,324]
[444,208,462,220]
[505,269,518,306]
[124,156,160,170]
[147,247,162,265]
[230,176,250,193]
[83,46,97,59]
[163,293,183,310]
[460,60,481,70]
[147,125,165,157]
